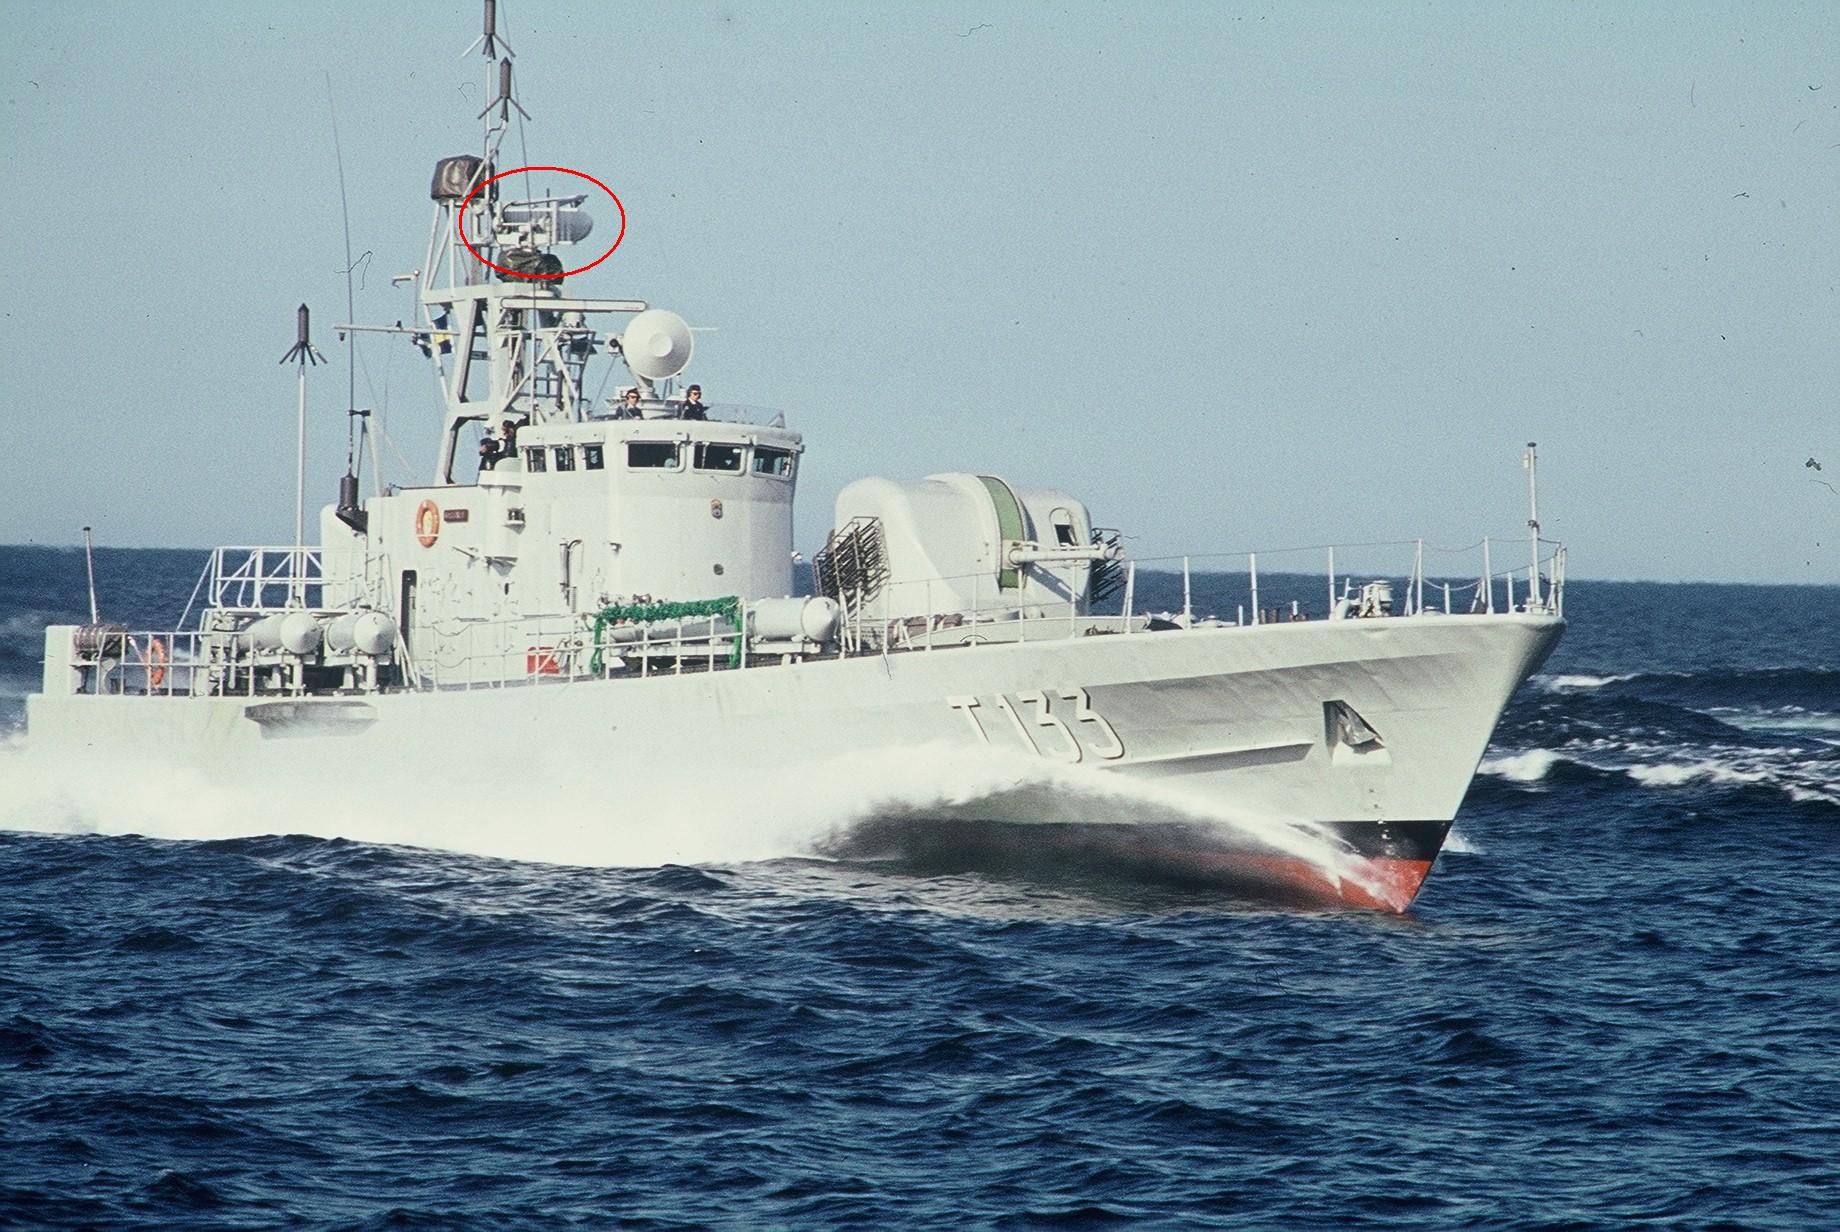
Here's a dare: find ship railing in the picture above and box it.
[60,629,221,699]
[831,535,1567,654]
[418,610,748,690]
[85,609,756,694]
[76,538,1565,697]
[180,546,386,624]
[58,621,409,700]
[698,402,791,428]
[585,400,792,428]
[1126,535,1567,625]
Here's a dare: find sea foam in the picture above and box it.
[1478,749,1561,783]
[0,727,1378,899]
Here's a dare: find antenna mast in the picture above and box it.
[280,304,327,603]
[326,77,372,532]
[1524,441,1542,611]
[467,0,522,152]
[82,526,100,624]
[326,77,360,485]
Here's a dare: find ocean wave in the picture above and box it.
[1530,667,1839,714]
[1714,709,1840,742]
[1477,749,1562,783]
[1498,674,1840,775]
[0,612,56,667]
[1532,673,1637,693]
[1478,740,1839,812]
[1443,827,1483,854]
[1625,760,1769,789]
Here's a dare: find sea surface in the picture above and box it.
[2,545,1837,1229]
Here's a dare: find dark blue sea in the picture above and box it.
[3,545,1837,1229]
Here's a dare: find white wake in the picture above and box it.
[0,728,1373,890]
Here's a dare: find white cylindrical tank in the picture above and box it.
[279,612,324,655]
[800,597,841,643]
[601,615,734,645]
[326,611,396,655]
[325,613,360,653]
[243,613,287,652]
[352,611,396,656]
[750,597,841,644]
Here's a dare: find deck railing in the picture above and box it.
[833,534,1566,653]
[75,535,1564,699]
[177,546,387,627]
[61,629,214,699]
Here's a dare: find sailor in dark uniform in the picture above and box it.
[681,384,708,420]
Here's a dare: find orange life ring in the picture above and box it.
[147,637,168,690]
[415,499,441,547]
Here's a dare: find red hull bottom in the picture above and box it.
[831,818,1454,913]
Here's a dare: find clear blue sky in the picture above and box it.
[3,1,1834,582]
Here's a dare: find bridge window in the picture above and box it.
[583,444,604,470]
[553,446,575,472]
[523,446,547,472]
[694,443,744,473]
[627,441,680,469]
[753,447,794,479]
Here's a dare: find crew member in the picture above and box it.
[477,427,504,472]
[681,384,708,420]
[617,387,643,419]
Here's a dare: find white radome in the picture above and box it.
[620,308,693,380]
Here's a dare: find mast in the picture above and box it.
[1524,441,1541,611]
[414,2,618,478]
[82,526,100,624]
[321,0,670,487]
[279,304,326,603]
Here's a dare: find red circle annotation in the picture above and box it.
[457,165,627,280]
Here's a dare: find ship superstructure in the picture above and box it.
[26,3,1566,911]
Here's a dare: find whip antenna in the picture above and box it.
[326,75,371,530]
[327,75,358,477]
[81,526,100,624]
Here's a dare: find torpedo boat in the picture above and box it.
[24,3,1565,911]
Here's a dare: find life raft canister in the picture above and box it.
[415,499,441,548]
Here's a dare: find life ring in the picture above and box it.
[147,637,168,690]
[415,499,441,547]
